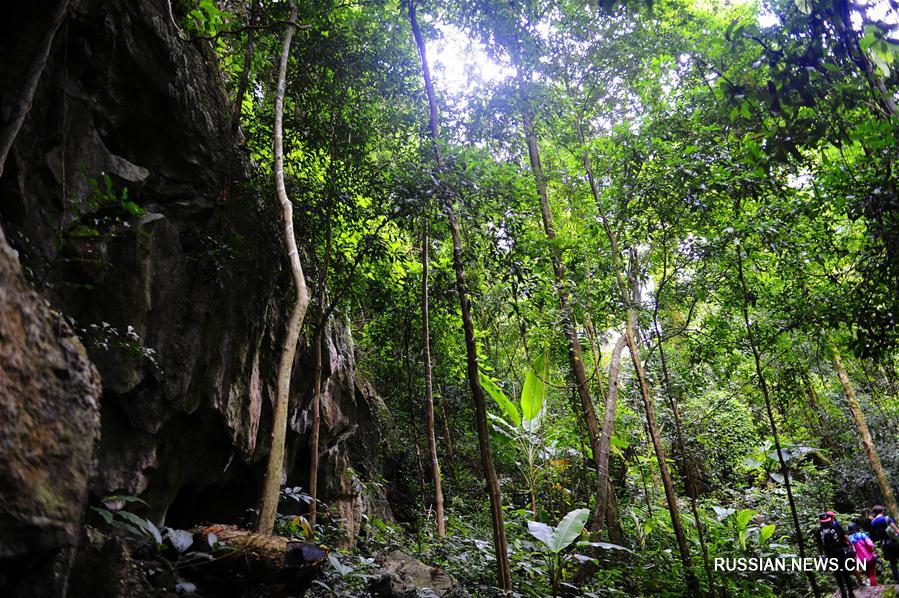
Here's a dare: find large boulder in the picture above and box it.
[368,550,469,598]
[0,223,102,596]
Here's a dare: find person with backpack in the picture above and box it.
[815,512,856,598]
[869,505,899,583]
[847,521,878,587]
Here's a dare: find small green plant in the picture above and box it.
[181,0,232,38]
[272,486,315,539]
[87,173,143,216]
[310,552,376,596]
[80,321,161,373]
[527,508,589,596]
[711,506,777,552]
[65,172,144,240]
[92,495,163,545]
[481,352,548,514]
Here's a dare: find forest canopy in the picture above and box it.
[200,0,899,594]
[7,0,899,595]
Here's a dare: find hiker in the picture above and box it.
[816,512,855,598]
[869,505,899,583]
[847,521,878,587]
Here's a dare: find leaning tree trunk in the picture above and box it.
[409,2,511,589]
[445,207,512,591]
[833,351,899,519]
[623,311,698,594]
[736,251,819,598]
[574,115,697,592]
[422,216,446,537]
[514,69,607,534]
[653,316,716,597]
[593,334,626,530]
[0,0,68,177]
[257,1,311,535]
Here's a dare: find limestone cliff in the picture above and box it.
[0,0,392,588]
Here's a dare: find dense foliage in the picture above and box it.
[180,0,899,595]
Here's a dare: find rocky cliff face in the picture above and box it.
[0,0,391,574]
[0,224,101,597]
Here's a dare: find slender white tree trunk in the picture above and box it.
[257,0,310,535]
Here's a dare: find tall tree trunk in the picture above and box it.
[404,323,427,490]
[593,334,626,531]
[575,118,696,591]
[515,70,606,533]
[653,317,716,597]
[308,328,322,525]
[409,3,511,589]
[833,351,899,519]
[0,0,68,178]
[257,1,311,535]
[307,228,331,529]
[624,312,698,593]
[800,370,833,445]
[605,482,624,544]
[422,217,446,536]
[735,251,819,597]
[445,208,512,591]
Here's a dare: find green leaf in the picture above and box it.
[740,101,751,119]
[760,523,776,544]
[122,201,144,216]
[871,43,893,76]
[733,509,756,533]
[520,351,547,424]
[527,520,554,549]
[118,511,162,544]
[794,0,812,15]
[860,26,880,51]
[479,373,520,427]
[578,540,633,553]
[487,412,520,440]
[713,506,735,521]
[92,507,114,524]
[610,435,629,449]
[69,225,100,238]
[328,553,353,577]
[549,508,590,553]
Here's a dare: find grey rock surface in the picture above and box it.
[369,550,469,598]
[0,220,101,595]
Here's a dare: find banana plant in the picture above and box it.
[480,352,548,514]
[713,506,776,552]
[527,508,589,596]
